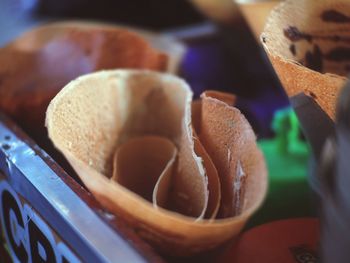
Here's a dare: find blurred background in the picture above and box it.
[0,0,289,138]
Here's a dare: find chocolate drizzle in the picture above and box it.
[324,47,350,62]
[284,25,350,71]
[301,45,350,72]
[322,10,350,23]
[284,26,312,42]
[305,45,323,72]
[289,44,296,56]
[284,26,350,44]
[280,10,350,74]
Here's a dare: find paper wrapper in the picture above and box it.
[46,70,267,256]
[262,0,350,120]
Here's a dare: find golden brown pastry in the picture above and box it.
[0,22,167,142]
[262,0,350,119]
[46,70,267,256]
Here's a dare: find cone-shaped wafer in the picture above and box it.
[46,70,267,256]
[0,21,174,142]
[9,21,184,73]
[262,0,350,119]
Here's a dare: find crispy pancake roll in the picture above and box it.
[262,0,350,119]
[0,21,179,142]
[46,70,267,256]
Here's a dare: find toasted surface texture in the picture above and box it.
[46,70,208,218]
[46,70,267,255]
[262,0,350,119]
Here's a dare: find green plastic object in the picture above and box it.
[247,108,315,228]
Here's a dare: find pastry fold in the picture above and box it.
[46,70,267,255]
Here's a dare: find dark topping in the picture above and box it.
[324,47,350,62]
[322,10,350,23]
[290,44,296,56]
[284,26,312,42]
[284,26,350,43]
[305,45,323,72]
[298,46,350,73]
